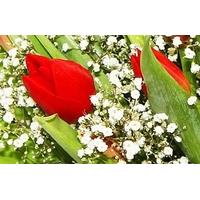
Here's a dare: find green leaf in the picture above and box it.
[27,35,51,58]
[141,38,200,163]
[35,35,66,59]
[127,35,146,48]
[35,114,82,163]
[0,156,18,164]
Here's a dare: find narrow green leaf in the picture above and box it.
[35,114,82,163]
[141,38,200,163]
[0,156,18,164]
[36,35,66,59]
[127,35,146,48]
[27,35,51,58]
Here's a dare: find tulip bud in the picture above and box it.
[23,54,96,123]
[131,48,191,94]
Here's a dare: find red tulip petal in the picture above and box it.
[51,59,95,103]
[23,75,93,123]
[152,49,191,93]
[26,54,51,74]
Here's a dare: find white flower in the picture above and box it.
[175,136,182,143]
[0,141,5,149]
[0,72,4,81]
[13,139,23,148]
[196,88,200,96]
[30,121,41,132]
[2,132,9,139]
[155,36,166,50]
[106,36,117,46]
[108,106,124,124]
[134,104,146,112]
[124,121,141,134]
[3,111,14,123]
[153,113,168,123]
[191,63,200,74]
[78,116,85,123]
[77,149,85,158]
[168,54,178,62]
[137,137,145,147]
[84,147,93,155]
[80,40,89,50]
[62,43,69,52]
[102,56,120,68]
[20,133,29,143]
[90,93,102,106]
[26,97,35,107]
[185,48,195,59]
[36,136,44,145]
[154,126,164,135]
[167,123,177,133]
[93,63,100,72]
[163,146,173,156]
[187,96,197,105]
[133,78,143,90]
[179,156,189,164]
[108,70,122,88]
[102,99,111,108]
[172,36,182,47]
[11,58,20,67]
[91,124,113,137]
[0,97,14,110]
[21,40,29,50]
[8,48,17,57]
[3,58,9,68]
[80,133,92,145]
[118,39,126,46]
[123,140,140,160]
[131,90,140,100]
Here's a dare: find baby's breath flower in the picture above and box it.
[187,96,197,105]
[172,36,182,47]
[185,48,195,59]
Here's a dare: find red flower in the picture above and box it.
[131,48,191,95]
[23,54,96,123]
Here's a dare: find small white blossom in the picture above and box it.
[175,136,182,143]
[154,126,164,135]
[123,140,140,160]
[13,139,23,148]
[133,78,143,90]
[131,90,140,100]
[106,36,117,46]
[3,111,14,123]
[124,121,141,135]
[0,141,5,149]
[8,48,17,57]
[80,40,89,50]
[11,58,20,67]
[134,104,146,112]
[36,136,44,145]
[77,149,85,158]
[0,72,4,81]
[93,63,100,72]
[185,48,195,59]
[187,96,197,105]
[108,70,122,88]
[108,106,124,124]
[91,124,113,137]
[179,156,189,164]
[172,36,182,47]
[26,97,36,107]
[2,132,9,139]
[167,123,177,133]
[155,36,166,50]
[20,133,29,143]
[153,113,168,123]
[163,146,173,156]
[168,54,178,62]
[62,43,69,52]
[90,93,103,106]
[84,147,93,155]
[80,133,92,145]
[118,39,126,47]
[30,121,41,132]
[196,88,200,96]
[191,63,200,74]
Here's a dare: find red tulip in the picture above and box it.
[131,48,191,95]
[23,54,96,123]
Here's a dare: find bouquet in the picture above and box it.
[0,35,200,164]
